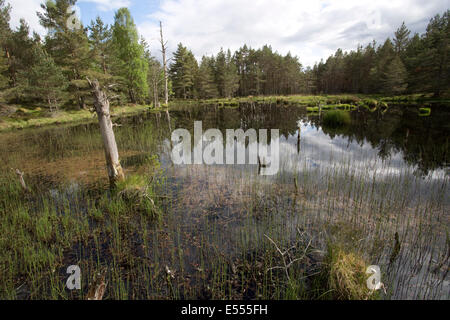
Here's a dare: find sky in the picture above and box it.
[7,0,449,68]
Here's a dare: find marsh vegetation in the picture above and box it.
[0,99,448,300]
[0,0,448,301]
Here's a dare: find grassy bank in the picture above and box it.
[192,93,450,108]
[1,93,448,132]
[0,104,162,132]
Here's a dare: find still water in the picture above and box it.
[0,102,448,299]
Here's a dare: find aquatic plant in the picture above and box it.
[322,110,351,127]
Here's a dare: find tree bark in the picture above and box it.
[152,69,160,108]
[160,21,169,105]
[87,78,125,187]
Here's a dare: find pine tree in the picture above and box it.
[223,49,239,98]
[25,45,68,111]
[7,20,39,91]
[196,56,218,99]
[169,43,198,99]
[404,33,424,92]
[418,11,449,96]
[38,0,91,109]
[369,39,395,93]
[214,48,226,97]
[0,0,11,99]
[380,55,408,94]
[394,22,411,56]
[214,48,238,97]
[88,16,112,77]
[111,8,148,103]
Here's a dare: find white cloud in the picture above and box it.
[79,0,131,12]
[8,0,46,35]
[137,0,448,67]
[8,0,83,36]
[8,0,128,36]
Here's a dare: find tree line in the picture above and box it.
[0,0,448,113]
[172,11,449,99]
[0,0,163,111]
[307,16,449,96]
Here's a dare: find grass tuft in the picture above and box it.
[316,245,376,300]
[322,110,351,127]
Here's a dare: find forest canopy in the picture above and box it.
[0,0,448,111]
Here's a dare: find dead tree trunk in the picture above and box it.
[152,66,160,108]
[87,78,125,187]
[160,21,169,105]
[15,169,29,192]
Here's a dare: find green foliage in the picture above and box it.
[196,56,218,99]
[38,0,91,109]
[142,39,164,106]
[0,0,448,111]
[23,46,68,111]
[170,43,198,99]
[88,17,110,70]
[380,55,408,94]
[214,48,239,98]
[394,22,411,55]
[0,0,11,100]
[413,11,449,96]
[111,8,148,103]
[310,12,449,96]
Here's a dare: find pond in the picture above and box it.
[0,102,448,299]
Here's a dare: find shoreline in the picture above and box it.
[1,93,449,133]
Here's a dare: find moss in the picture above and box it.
[325,104,356,110]
[307,106,319,112]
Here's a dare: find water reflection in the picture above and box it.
[0,102,448,299]
[0,103,448,189]
[165,103,448,180]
